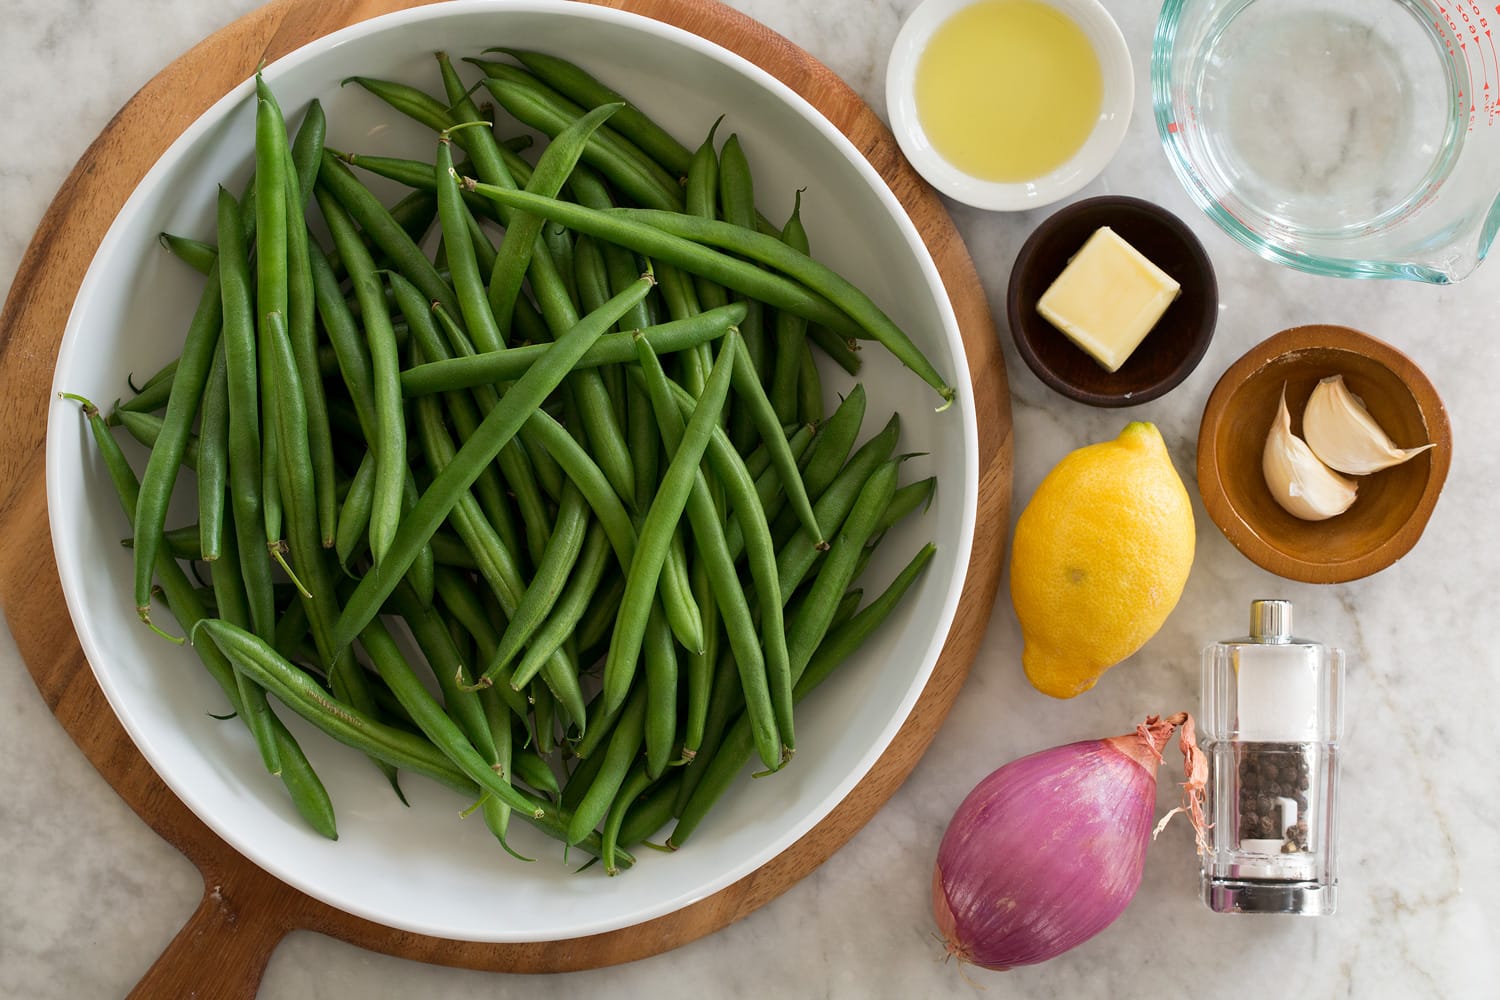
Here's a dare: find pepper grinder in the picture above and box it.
[1200,599,1344,914]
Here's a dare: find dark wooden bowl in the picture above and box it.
[1006,195,1218,407]
[1197,325,1451,584]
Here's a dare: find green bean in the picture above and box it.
[723,423,815,562]
[602,331,736,716]
[436,52,523,191]
[117,358,179,415]
[390,272,526,566]
[485,102,621,343]
[410,376,588,729]
[158,232,218,274]
[317,150,461,320]
[282,153,337,549]
[601,760,654,876]
[562,738,608,811]
[567,683,648,843]
[289,98,326,211]
[65,395,334,838]
[626,367,659,515]
[532,682,557,755]
[387,188,441,245]
[808,323,862,375]
[670,542,935,848]
[480,481,589,685]
[517,407,636,572]
[573,569,621,656]
[120,523,204,561]
[510,741,561,800]
[518,528,614,692]
[571,164,655,335]
[800,383,867,505]
[429,301,556,570]
[130,250,221,635]
[520,425,565,501]
[400,302,745,396]
[473,62,683,212]
[254,78,293,549]
[210,504,282,776]
[681,544,718,761]
[685,117,730,314]
[634,344,785,768]
[785,461,897,680]
[459,185,871,352]
[432,566,530,721]
[335,450,376,570]
[197,340,229,561]
[493,48,693,176]
[727,333,821,545]
[401,466,435,609]
[435,132,504,354]
[797,339,825,425]
[616,770,683,848]
[429,531,480,570]
[778,414,900,605]
[308,240,378,440]
[522,401,700,690]
[314,187,405,564]
[671,646,741,815]
[386,582,503,805]
[718,133,768,436]
[642,602,678,780]
[333,148,498,218]
[478,686,517,852]
[771,191,810,425]
[354,616,544,817]
[876,477,937,536]
[343,75,453,133]
[116,411,198,470]
[269,310,399,798]
[614,206,953,404]
[215,188,277,638]
[831,587,864,632]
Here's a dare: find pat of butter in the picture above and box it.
[1035,227,1181,373]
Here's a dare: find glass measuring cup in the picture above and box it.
[1153,0,1500,283]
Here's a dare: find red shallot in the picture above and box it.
[932,713,1207,970]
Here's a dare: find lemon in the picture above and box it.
[1009,421,1195,699]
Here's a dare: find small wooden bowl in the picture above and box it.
[1197,325,1451,583]
[1006,195,1218,407]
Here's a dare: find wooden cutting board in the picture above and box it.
[0,0,1012,994]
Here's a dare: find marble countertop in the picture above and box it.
[2,0,1496,997]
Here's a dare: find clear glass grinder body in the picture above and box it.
[1200,599,1344,914]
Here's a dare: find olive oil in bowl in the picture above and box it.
[915,0,1103,183]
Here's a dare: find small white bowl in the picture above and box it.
[886,0,1134,211]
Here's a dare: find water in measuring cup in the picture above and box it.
[1191,0,1457,235]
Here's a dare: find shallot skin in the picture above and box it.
[932,737,1160,970]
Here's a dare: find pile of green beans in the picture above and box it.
[75,50,946,874]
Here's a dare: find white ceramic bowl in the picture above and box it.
[46,0,977,943]
[885,0,1134,211]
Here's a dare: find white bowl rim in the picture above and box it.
[45,0,981,942]
[885,0,1135,212]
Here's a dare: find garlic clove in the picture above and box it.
[1303,374,1434,475]
[1263,387,1358,521]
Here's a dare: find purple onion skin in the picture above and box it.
[932,736,1160,970]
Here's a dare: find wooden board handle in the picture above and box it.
[129,875,297,999]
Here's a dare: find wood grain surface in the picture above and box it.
[0,0,1012,993]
